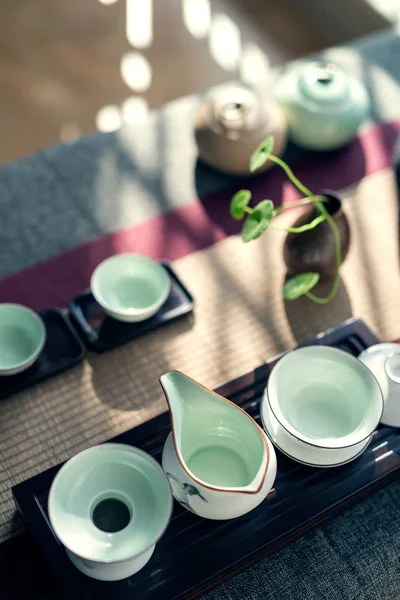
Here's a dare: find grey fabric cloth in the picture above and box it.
[0,97,233,279]
[205,479,400,600]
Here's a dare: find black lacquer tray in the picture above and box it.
[0,309,86,400]
[69,263,195,352]
[12,318,400,600]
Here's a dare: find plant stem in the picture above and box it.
[269,156,314,198]
[269,155,342,303]
[243,206,253,215]
[270,215,325,233]
[273,196,327,217]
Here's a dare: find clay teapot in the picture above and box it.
[194,83,287,175]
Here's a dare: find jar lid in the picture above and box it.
[298,61,349,104]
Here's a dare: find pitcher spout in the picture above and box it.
[160,371,277,519]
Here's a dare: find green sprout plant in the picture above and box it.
[230,136,342,303]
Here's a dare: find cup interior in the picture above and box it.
[0,304,45,371]
[183,410,263,489]
[91,254,170,317]
[167,373,266,489]
[268,346,382,448]
[49,444,172,563]
[92,497,132,534]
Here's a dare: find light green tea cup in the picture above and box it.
[0,304,46,375]
[90,254,171,322]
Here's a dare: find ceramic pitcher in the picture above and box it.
[160,371,277,519]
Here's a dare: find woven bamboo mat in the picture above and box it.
[0,167,399,543]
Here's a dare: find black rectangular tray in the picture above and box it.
[0,309,86,400]
[69,263,194,352]
[12,318,400,600]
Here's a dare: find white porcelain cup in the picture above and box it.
[90,254,171,323]
[358,343,400,428]
[0,304,46,375]
[261,346,383,467]
[48,444,173,581]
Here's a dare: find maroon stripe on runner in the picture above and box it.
[0,120,399,311]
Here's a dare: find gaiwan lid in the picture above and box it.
[298,61,350,105]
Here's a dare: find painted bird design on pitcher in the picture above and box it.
[166,472,208,514]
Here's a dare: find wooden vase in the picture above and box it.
[283,191,350,279]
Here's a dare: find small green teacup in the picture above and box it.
[91,254,171,323]
[0,304,46,375]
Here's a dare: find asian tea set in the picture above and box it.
[1,59,385,585]
[2,250,400,583]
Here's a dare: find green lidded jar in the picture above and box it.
[274,61,369,151]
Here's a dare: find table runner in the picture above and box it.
[0,118,398,311]
[1,166,400,600]
[0,165,399,542]
[1,28,400,600]
[0,29,400,298]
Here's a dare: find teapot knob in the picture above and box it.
[211,86,257,136]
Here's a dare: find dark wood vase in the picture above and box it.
[283,191,350,279]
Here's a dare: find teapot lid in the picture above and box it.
[210,85,259,135]
[298,61,350,104]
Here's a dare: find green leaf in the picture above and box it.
[242,200,274,242]
[254,199,274,218]
[283,272,320,300]
[250,136,274,173]
[230,189,252,220]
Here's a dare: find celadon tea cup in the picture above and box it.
[261,346,383,467]
[0,303,46,375]
[90,254,171,322]
[48,443,173,581]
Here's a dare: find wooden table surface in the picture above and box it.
[0,0,388,164]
